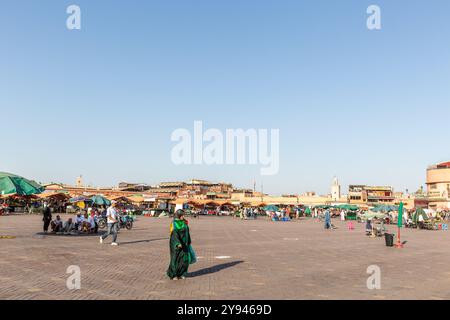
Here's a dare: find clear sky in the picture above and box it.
[1,0,449,195]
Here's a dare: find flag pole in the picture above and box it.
[395,226,403,248]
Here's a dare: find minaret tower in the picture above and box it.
[331,176,341,201]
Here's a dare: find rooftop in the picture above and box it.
[428,161,450,170]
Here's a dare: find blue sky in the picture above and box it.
[1,0,449,195]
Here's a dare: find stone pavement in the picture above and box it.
[1,214,450,300]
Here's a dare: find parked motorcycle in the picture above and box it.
[97,214,134,230]
[97,216,107,229]
[117,214,134,230]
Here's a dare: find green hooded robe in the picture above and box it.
[167,219,192,279]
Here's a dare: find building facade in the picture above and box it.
[426,161,450,210]
[348,185,395,204]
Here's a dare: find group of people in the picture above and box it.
[365,218,387,237]
[268,209,289,221]
[0,200,10,215]
[42,202,106,234]
[237,207,259,219]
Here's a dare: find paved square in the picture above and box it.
[1,215,449,300]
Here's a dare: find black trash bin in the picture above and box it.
[384,233,394,247]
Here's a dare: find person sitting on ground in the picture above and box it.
[51,215,63,233]
[88,212,97,233]
[74,213,82,230]
[78,213,86,230]
[81,213,93,232]
[373,219,385,237]
[63,218,75,233]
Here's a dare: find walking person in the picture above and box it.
[42,202,52,233]
[100,201,119,246]
[167,210,193,280]
[324,209,332,229]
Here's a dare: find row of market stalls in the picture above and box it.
[168,200,362,216]
[0,191,164,215]
[0,172,164,214]
[1,172,447,225]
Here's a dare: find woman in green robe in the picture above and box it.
[167,210,192,280]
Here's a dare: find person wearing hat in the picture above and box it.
[167,210,193,280]
[100,200,119,245]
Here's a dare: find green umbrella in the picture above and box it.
[313,205,331,209]
[412,207,428,223]
[362,211,387,220]
[0,172,44,196]
[335,204,359,211]
[371,204,399,213]
[263,205,279,212]
[91,195,111,206]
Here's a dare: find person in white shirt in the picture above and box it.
[82,213,95,233]
[75,213,84,230]
[51,215,63,233]
[418,213,425,229]
[340,210,346,221]
[100,201,119,245]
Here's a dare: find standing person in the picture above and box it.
[340,210,346,221]
[365,218,373,235]
[324,209,331,229]
[91,210,99,233]
[167,210,193,280]
[100,201,119,246]
[404,210,409,225]
[42,202,52,233]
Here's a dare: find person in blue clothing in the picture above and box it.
[324,209,332,229]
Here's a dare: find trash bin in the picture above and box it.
[384,233,394,247]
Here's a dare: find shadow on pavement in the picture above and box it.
[187,260,244,278]
[119,238,168,245]
[34,231,106,237]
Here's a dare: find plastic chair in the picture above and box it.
[347,222,354,230]
[443,224,448,231]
